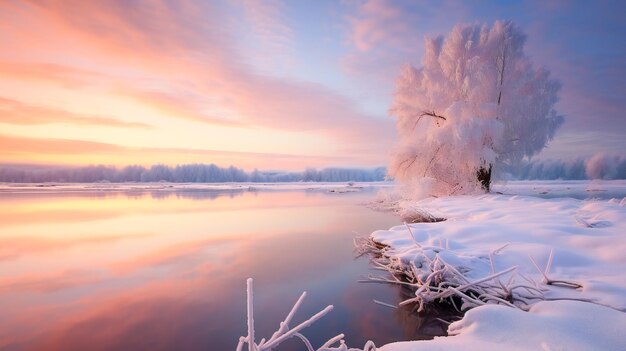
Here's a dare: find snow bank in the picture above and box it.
[372,194,626,309]
[379,300,624,351]
[368,193,626,350]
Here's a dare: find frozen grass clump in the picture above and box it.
[357,236,547,313]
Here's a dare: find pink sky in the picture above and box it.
[0,0,623,170]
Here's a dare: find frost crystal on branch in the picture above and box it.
[389,21,563,197]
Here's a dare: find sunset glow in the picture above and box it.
[1,1,624,170]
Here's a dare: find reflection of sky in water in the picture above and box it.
[0,190,446,350]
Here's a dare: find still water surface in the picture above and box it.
[0,189,445,350]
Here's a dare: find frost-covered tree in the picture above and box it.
[585,153,626,180]
[389,21,563,196]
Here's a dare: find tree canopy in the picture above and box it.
[389,21,563,197]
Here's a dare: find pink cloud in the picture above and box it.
[341,0,469,87]
[239,0,294,54]
[0,97,152,128]
[0,133,356,169]
[0,134,125,155]
[348,0,413,52]
[0,0,394,166]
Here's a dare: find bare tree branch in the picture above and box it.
[412,110,447,130]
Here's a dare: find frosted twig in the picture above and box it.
[236,337,246,351]
[267,291,307,343]
[481,293,518,308]
[263,306,334,349]
[575,216,592,228]
[404,223,421,248]
[363,341,378,351]
[239,278,375,351]
[529,252,582,289]
[545,249,554,276]
[528,254,550,284]
[434,266,518,299]
[320,334,345,349]
[493,242,511,255]
[373,300,398,309]
[246,279,255,351]
[447,287,486,307]
[294,333,315,351]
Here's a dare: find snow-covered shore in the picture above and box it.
[232,181,625,350]
[367,189,626,350]
[377,300,625,350]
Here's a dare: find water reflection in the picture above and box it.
[0,189,436,350]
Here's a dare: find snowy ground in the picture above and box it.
[365,181,626,350]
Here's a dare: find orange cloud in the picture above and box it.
[0,0,395,168]
[0,134,355,169]
[0,97,151,128]
[0,134,123,155]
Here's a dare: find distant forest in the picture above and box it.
[0,153,624,183]
[0,164,388,183]
[510,154,626,180]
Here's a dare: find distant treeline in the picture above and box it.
[2,153,624,183]
[0,163,388,183]
[511,153,626,180]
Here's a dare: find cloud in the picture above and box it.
[0,134,343,159]
[0,97,152,128]
[506,1,625,139]
[0,134,357,168]
[0,134,124,155]
[339,0,469,114]
[115,87,246,127]
[238,0,295,69]
[347,0,414,52]
[0,61,106,88]
[0,62,244,127]
[3,0,620,166]
[0,0,394,153]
